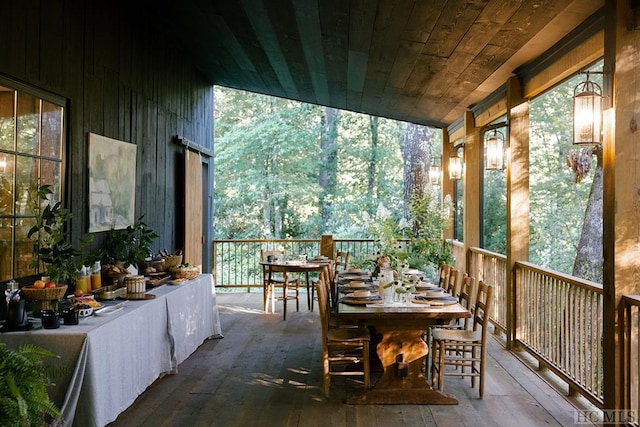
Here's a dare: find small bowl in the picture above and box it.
[77,307,94,318]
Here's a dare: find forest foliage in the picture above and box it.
[214,67,603,281]
[214,87,441,241]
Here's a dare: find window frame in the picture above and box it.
[0,74,68,282]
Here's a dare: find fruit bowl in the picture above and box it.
[21,285,68,310]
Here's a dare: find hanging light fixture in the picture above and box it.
[573,71,602,145]
[448,153,463,180]
[429,156,441,185]
[485,129,505,170]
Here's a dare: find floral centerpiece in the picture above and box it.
[405,191,454,279]
[362,203,410,276]
[363,190,453,281]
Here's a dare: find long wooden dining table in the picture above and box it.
[338,299,471,404]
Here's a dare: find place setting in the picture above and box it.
[412,287,459,306]
[338,280,377,294]
[338,289,382,305]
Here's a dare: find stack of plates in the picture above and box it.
[348,281,367,288]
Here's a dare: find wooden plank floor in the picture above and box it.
[109,292,594,427]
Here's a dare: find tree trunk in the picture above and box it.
[367,115,379,215]
[399,122,432,217]
[319,107,339,231]
[572,147,603,283]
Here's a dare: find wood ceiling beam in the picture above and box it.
[241,0,299,98]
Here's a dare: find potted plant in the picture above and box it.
[105,216,158,271]
[28,184,86,285]
[0,343,62,426]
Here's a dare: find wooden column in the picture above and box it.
[320,234,334,259]
[506,76,529,349]
[463,110,481,274]
[603,0,639,412]
[441,129,454,241]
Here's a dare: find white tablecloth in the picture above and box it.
[0,274,221,427]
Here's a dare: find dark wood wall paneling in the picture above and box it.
[0,0,214,259]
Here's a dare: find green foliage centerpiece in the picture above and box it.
[363,203,409,275]
[406,190,453,275]
[364,190,452,280]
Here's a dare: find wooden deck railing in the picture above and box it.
[469,247,508,334]
[514,261,604,407]
[212,239,321,291]
[622,295,640,423]
[212,238,410,290]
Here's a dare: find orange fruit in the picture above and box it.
[74,288,84,297]
[33,280,46,289]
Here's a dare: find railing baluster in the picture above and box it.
[514,261,604,408]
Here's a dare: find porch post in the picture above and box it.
[463,110,481,275]
[506,76,529,350]
[602,0,637,413]
[320,234,334,259]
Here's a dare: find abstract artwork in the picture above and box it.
[88,133,137,232]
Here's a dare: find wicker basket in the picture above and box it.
[147,259,166,272]
[21,285,68,310]
[163,255,183,269]
[170,266,200,280]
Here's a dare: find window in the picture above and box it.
[0,82,65,281]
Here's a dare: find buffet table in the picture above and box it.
[0,273,221,427]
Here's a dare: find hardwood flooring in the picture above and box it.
[109,292,593,427]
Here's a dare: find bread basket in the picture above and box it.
[170,265,200,280]
[163,254,183,270]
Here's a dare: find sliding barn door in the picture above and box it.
[184,149,203,268]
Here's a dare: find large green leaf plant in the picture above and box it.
[0,343,62,426]
[28,184,85,284]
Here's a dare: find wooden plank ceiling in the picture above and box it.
[148,0,603,128]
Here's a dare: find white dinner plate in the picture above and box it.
[94,303,125,316]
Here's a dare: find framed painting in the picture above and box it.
[88,133,137,232]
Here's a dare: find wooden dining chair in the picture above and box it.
[309,258,334,312]
[334,250,350,275]
[438,262,449,287]
[261,249,300,319]
[316,278,370,397]
[445,267,460,296]
[430,281,493,398]
[424,273,475,374]
[331,251,350,302]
